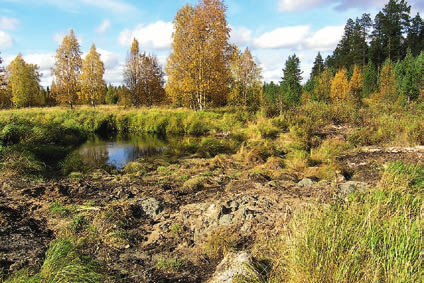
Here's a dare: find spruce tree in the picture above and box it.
[280,54,303,106]
[362,61,378,97]
[311,52,324,79]
[401,48,419,102]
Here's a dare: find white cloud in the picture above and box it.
[96,19,111,34]
[334,0,387,11]
[23,53,55,70]
[97,48,119,70]
[278,0,389,12]
[0,17,19,30]
[230,26,252,46]
[53,31,83,46]
[12,0,136,14]
[80,0,134,13]
[118,21,174,50]
[104,64,124,86]
[0,30,14,49]
[13,53,56,87]
[304,25,344,51]
[278,0,329,12]
[53,32,66,45]
[253,25,310,49]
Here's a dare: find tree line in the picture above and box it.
[0,0,422,110]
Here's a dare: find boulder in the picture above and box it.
[298,178,316,187]
[339,181,369,199]
[207,252,254,283]
[130,198,164,218]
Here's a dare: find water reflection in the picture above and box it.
[77,134,168,169]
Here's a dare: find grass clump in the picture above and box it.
[156,257,184,271]
[261,162,423,283]
[49,201,72,217]
[124,161,145,174]
[379,161,424,193]
[204,228,238,259]
[4,238,103,283]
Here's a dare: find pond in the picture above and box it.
[76,134,169,169]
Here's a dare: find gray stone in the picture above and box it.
[298,178,316,187]
[131,198,164,218]
[207,252,254,283]
[240,222,252,232]
[219,214,234,226]
[339,181,369,198]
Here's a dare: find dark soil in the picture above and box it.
[0,145,422,282]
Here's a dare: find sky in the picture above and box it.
[1,0,423,88]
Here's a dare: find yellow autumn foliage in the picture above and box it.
[330,68,348,101]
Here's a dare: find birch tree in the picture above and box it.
[123,38,142,107]
[229,46,263,106]
[80,44,106,108]
[52,29,82,108]
[166,0,231,110]
[7,54,42,108]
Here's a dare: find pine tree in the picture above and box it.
[280,54,303,105]
[406,13,424,56]
[358,13,372,67]
[381,0,411,61]
[369,12,385,68]
[330,68,349,101]
[52,29,83,109]
[334,18,355,69]
[7,54,42,108]
[80,44,106,108]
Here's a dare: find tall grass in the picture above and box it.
[3,238,103,283]
[255,161,423,283]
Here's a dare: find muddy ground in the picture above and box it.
[0,143,423,282]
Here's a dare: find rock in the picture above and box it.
[339,181,369,199]
[207,252,254,283]
[141,198,165,218]
[219,214,234,226]
[130,198,164,218]
[298,178,316,187]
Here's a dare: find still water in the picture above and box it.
[76,134,169,169]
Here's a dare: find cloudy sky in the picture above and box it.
[1,0,423,87]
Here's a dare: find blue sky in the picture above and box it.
[1,0,423,87]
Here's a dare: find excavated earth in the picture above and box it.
[0,144,423,282]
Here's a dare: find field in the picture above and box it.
[0,101,423,282]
